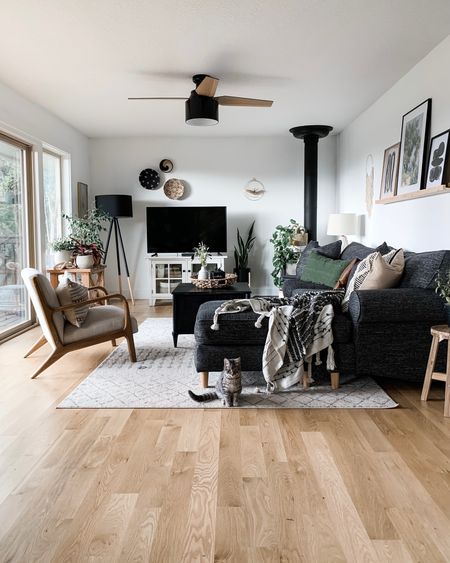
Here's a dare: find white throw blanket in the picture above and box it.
[211,291,345,391]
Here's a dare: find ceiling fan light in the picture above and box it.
[185,94,218,126]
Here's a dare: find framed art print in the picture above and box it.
[425,129,450,189]
[397,98,431,195]
[77,182,88,218]
[380,142,400,199]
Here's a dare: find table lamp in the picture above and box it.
[327,213,357,248]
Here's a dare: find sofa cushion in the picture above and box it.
[296,240,342,278]
[300,252,351,288]
[340,241,390,261]
[342,248,398,311]
[359,249,404,290]
[195,300,268,346]
[399,249,450,289]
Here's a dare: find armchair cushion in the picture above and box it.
[63,305,138,344]
[21,268,65,345]
[56,279,89,327]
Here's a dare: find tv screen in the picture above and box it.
[146,206,227,253]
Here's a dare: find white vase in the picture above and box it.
[53,250,72,265]
[76,254,94,269]
[198,266,209,280]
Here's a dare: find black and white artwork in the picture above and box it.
[397,99,431,194]
[426,129,450,189]
[380,142,400,199]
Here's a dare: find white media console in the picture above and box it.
[146,255,227,306]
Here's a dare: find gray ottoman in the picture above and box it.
[194,300,268,388]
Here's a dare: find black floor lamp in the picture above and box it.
[95,194,135,305]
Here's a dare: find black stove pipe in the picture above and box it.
[289,125,333,242]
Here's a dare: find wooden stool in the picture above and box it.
[421,325,450,417]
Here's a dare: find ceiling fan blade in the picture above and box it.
[216,96,273,107]
[195,76,219,97]
[128,97,187,100]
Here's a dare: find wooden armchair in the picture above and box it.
[21,268,138,379]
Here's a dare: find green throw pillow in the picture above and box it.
[300,252,351,288]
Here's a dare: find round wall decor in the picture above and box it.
[163,178,184,200]
[139,168,160,190]
[244,178,265,200]
[159,159,174,173]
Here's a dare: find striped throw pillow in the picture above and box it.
[341,249,398,312]
[56,279,90,327]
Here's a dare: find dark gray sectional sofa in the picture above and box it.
[194,242,450,383]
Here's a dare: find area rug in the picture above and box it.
[58,318,398,409]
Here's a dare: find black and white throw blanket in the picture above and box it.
[210,290,345,392]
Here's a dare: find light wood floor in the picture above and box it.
[1,300,450,562]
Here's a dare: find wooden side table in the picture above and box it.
[47,265,106,290]
[421,325,450,417]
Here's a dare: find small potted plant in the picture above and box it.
[270,220,302,289]
[62,209,109,269]
[194,241,210,280]
[50,237,75,265]
[234,221,255,283]
[435,270,450,326]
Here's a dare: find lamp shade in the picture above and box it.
[95,194,133,218]
[327,213,357,236]
[185,94,218,126]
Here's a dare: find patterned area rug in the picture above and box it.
[58,318,398,409]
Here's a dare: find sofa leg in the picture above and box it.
[200,372,209,388]
[330,371,340,390]
[303,361,311,389]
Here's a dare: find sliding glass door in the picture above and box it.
[0,133,33,339]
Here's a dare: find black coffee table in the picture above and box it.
[171,282,251,347]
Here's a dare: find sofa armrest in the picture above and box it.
[348,288,446,325]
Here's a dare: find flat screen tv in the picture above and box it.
[146,206,227,253]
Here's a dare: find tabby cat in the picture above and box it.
[188,357,242,407]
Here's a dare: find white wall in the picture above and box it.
[90,135,337,297]
[338,35,450,251]
[0,80,90,213]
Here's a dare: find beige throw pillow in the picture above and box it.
[56,279,90,327]
[342,248,399,311]
[359,248,404,290]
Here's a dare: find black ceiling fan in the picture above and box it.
[128,74,273,126]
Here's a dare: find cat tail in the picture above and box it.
[188,390,218,403]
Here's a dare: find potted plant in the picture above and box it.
[270,219,301,289]
[193,241,210,280]
[435,270,450,326]
[62,208,109,268]
[234,221,255,283]
[49,237,75,265]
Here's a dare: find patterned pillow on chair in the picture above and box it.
[56,279,90,327]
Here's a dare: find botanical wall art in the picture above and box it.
[397,98,431,195]
[425,129,450,189]
[380,142,400,199]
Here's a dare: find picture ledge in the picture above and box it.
[375,184,450,205]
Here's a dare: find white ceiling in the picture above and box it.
[1,0,449,138]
